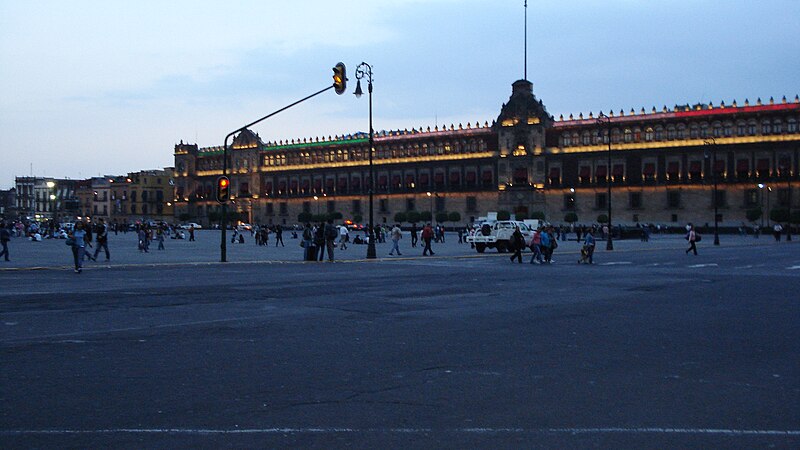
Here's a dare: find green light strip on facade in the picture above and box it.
[196,136,369,155]
[263,137,369,151]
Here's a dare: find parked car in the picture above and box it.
[465,220,534,253]
[180,222,202,230]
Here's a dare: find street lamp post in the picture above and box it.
[767,186,772,227]
[46,181,56,221]
[354,62,376,259]
[427,191,434,222]
[758,183,765,227]
[788,167,793,241]
[704,138,720,245]
[597,113,613,250]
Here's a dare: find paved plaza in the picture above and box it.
[0,228,797,270]
[1,231,798,448]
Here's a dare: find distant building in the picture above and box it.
[108,169,175,225]
[173,81,799,229]
[14,177,79,221]
[0,188,16,218]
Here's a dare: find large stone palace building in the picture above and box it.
[173,79,799,229]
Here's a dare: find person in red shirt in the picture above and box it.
[421,223,435,256]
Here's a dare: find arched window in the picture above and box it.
[737,121,747,136]
[645,127,654,141]
[677,124,687,139]
[562,134,572,146]
[762,120,772,134]
[773,119,782,134]
[723,122,733,136]
[788,118,798,133]
[713,122,722,137]
[667,125,676,140]
[623,129,632,143]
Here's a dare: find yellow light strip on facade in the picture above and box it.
[552,134,800,154]
[258,152,497,173]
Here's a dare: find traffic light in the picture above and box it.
[216,176,230,203]
[332,62,346,95]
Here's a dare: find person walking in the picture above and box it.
[0,221,10,261]
[188,225,195,241]
[581,229,596,264]
[410,223,418,248]
[93,218,110,260]
[324,219,338,262]
[314,222,326,261]
[338,224,348,250]
[540,227,552,264]
[69,222,89,273]
[302,222,313,261]
[509,225,525,263]
[421,223,434,256]
[529,228,543,264]
[389,224,403,256]
[685,224,698,255]
[156,227,165,250]
[773,223,783,241]
[275,225,285,247]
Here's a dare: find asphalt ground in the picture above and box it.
[1,231,798,448]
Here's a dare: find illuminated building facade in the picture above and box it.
[174,80,799,229]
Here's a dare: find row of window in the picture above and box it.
[562,188,792,211]
[262,139,491,167]
[546,156,794,186]
[561,116,799,147]
[261,196,479,216]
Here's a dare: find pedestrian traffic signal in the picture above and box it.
[216,176,230,203]
[332,62,346,95]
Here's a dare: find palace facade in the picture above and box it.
[173,80,799,229]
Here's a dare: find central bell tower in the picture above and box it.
[494,79,553,216]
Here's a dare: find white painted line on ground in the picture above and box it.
[2,427,799,436]
[599,261,633,266]
[687,264,719,268]
[787,265,800,270]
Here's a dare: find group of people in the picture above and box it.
[301,220,341,262]
[66,219,111,273]
[507,225,596,265]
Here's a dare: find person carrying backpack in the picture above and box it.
[324,219,338,262]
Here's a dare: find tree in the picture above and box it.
[597,214,609,224]
[178,213,191,222]
[435,212,449,224]
[448,211,461,224]
[298,211,313,223]
[406,210,421,224]
[329,211,343,220]
[394,212,407,224]
[353,214,363,224]
[564,212,578,223]
[420,211,432,222]
[746,207,762,223]
[515,211,528,220]
[770,207,789,223]
[206,211,219,223]
[530,211,546,221]
[497,210,511,220]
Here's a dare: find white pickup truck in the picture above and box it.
[465,220,535,253]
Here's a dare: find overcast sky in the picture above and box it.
[1,0,798,189]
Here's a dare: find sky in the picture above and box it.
[1,0,798,189]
